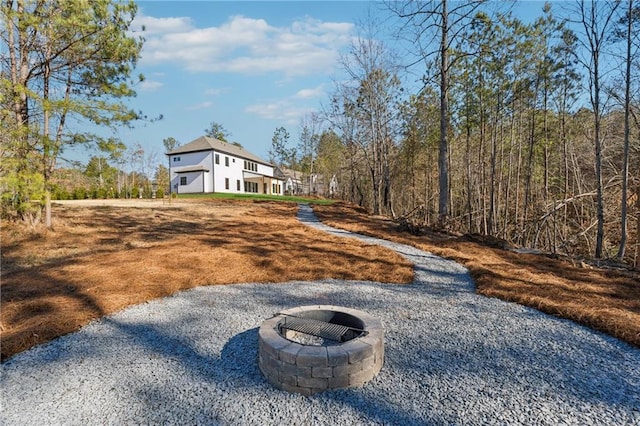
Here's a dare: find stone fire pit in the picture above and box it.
[258,305,384,396]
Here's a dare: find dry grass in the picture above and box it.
[313,202,640,349]
[3,199,638,362]
[0,199,413,361]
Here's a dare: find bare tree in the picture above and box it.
[387,0,487,226]
[335,20,402,215]
[297,113,322,194]
[572,0,621,258]
[617,0,637,260]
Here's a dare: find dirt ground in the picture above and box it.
[1,198,638,361]
[313,202,640,350]
[0,199,413,361]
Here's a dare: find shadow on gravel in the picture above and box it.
[106,315,430,424]
[103,317,219,373]
[239,281,395,312]
[104,318,267,387]
[218,328,265,388]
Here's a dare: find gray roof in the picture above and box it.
[167,136,271,166]
[279,166,305,179]
[273,167,287,180]
[174,165,210,173]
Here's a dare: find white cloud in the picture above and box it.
[186,101,213,110]
[139,79,163,92]
[245,99,315,124]
[138,14,354,77]
[133,15,194,36]
[294,85,325,99]
[245,85,324,123]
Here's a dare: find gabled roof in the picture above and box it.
[279,166,305,179]
[167,136,271,166]
[273,167,287,180]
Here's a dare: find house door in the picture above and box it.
[264,183,268,194]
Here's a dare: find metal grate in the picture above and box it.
[277,314,365,343]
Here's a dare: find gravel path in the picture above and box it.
[1,204,639,425]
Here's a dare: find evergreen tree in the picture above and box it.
[1,0,145,226]
[204,122,231,141]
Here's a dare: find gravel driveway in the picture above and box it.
[1,204,638,425]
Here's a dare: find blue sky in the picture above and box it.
[65,1,554,169]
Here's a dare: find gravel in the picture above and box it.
[1,204,639,425]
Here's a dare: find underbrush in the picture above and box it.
[313,202,640,349]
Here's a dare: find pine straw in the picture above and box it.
[313,202,640,349]
[0,199,413,361]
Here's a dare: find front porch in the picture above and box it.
[243,172,283,195]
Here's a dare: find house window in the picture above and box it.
[244,181,258,193]
[237,180,241,191]
[173,156,181,162]
[243,160,257,172]
[180,176,187,185]
[225,156,229,167]
[215,154,219,165]
[225,178,229,190]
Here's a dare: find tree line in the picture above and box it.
[273,1,640,265]
[2,0,639,266]
[49,143,168,201]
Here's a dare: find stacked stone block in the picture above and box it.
[258,305,384,396]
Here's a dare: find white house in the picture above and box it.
[277,166,305,195]
[167,136,283,195]
[276,166,336,197]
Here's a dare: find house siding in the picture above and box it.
[178,171,206,193]
[170,151,213,194]
[168,136,283,196]
[213,151,244,193]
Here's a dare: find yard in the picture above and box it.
[0,199,412,361]
[313,202,640,350]
[1,198,638,362]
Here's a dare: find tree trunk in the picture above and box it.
[515,101,524,244]
[594,75,604,258]
[438,0,450,225]
[465,108,473,232]
[43,15,52,228]
[523,74,540,247]
[636,179,640,268]
[488,97,500,237]
[617,0,633,261]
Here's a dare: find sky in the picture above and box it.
[64,1,554,169]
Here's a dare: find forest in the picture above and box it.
[295,1,640,266]
[1,1,639,266]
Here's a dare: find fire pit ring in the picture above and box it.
[258,305,384,396]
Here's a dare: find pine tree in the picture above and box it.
[1,0,145,226]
